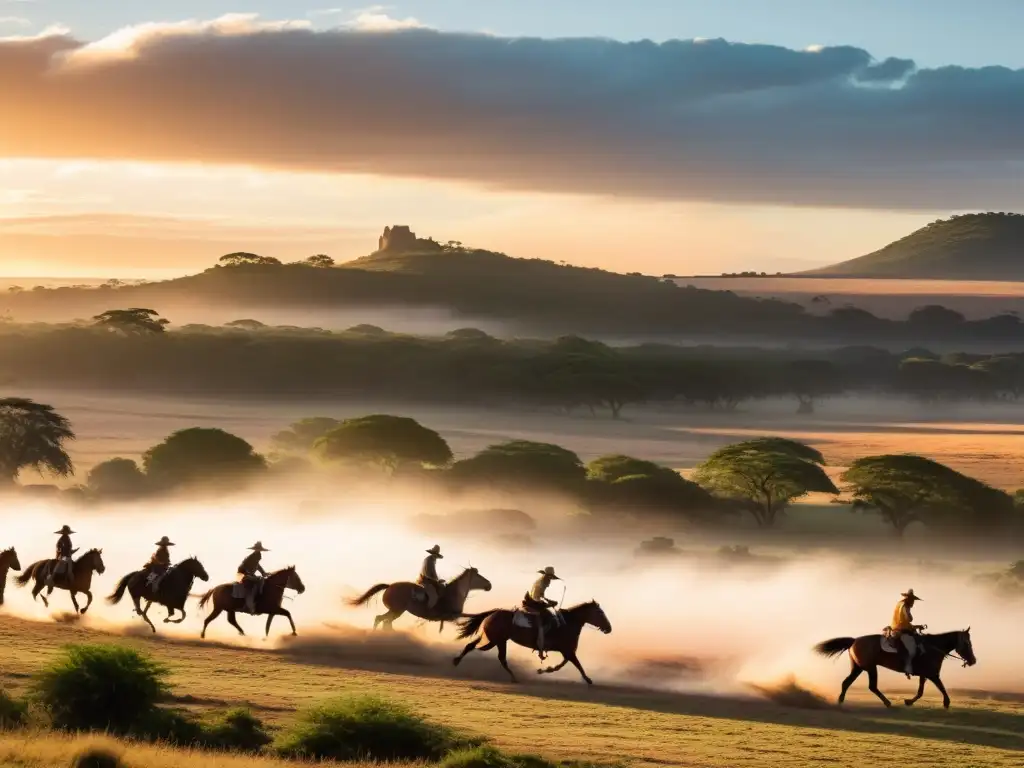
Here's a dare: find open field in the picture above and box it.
[1,615,1024,768]
[675,276,1024,320]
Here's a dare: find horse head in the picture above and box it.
[579,600,612,634]
[279,565,305,594]
[0,547,20,572]
[80,548,105,574]
[180,556,209,582]
[958,627,977,667]
[459,566,492,593]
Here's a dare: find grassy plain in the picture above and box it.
[1,614,1023,768]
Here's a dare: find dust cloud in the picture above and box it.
[0,484,1019,699]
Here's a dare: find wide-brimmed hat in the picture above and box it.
[426,545,443,557]
[901,589,922,601]
[54,525,75,535]
[538,566,560,580]
[155,536,175,546]
[249,541,270,552]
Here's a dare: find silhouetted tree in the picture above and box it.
[302,255,335,268]
[0,398,75,485]
[271,417,342,454]
[93,308,169,335]
[586,454,712,518]
[87,458,147,499]
[449,440,585,493]
[218,252,281,267]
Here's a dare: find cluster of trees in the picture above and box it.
[5,398,1015,539]
[5,320,1024,413]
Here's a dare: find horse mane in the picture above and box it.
[270,565,295,576]
[565,599,598,612]
[0,546,13,555]
[75,548,102,561]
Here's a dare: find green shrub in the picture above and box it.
[34,644,169,734]
[202,708,273,752]
[275,694,480,761]
[132,706,204,745]
[70,748,123,768]
[439,747,614,768]
[0,688,27,729]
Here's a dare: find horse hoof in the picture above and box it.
[904,700,915,707]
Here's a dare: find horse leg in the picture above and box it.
[69,591,81,614]
[866,666,891,708]
[164,606,175,623]
[265,613,275,637]
[172,608,187,624]
[375,609,401,630]
[278,608,297,636]
[927,674,952,710]
[566,653,594,686]
[439,621,444,634]
[452,637,480,666]
[538,654,571,676]
[140,601,157,633]
[904,676,926,707]
[227,610,246,636]
[497,641,517,683]
[201,607,223,639]
[839,663,863,705]
[81,590,93,614]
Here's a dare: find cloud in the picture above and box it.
[346,6,425,31]
[1,17,1023,210]
[0,16,30,26]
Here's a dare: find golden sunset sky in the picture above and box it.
[2,4,1021,278]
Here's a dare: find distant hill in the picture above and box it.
[808,213,1024,280]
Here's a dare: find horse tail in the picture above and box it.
[456,609,499,640]
[347,583,389,607]
[197,588,216,609]
[107,572,135,605]
[814,637,856,658]
[14,560,44,586]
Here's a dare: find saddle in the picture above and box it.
[513,608,562,631]
[881,627,920,654]
[232,575,264,600]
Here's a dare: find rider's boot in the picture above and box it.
[536,624,547,661]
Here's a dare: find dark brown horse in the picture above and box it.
[815,628,976,709]
[348,567,492,631]
[198,566,305,639]
[452,600,612,685]
[0,547,22,607]
[15,548,106,614]
[107,556,210,632]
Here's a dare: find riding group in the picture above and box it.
[0,529,977,705]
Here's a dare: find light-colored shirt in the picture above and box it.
[420,554,440,582]
[530,574,553,602]
[891,600,914,631]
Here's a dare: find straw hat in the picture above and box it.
[155,536,175,547]
[538,566,560,580]
[426,545,443,558]
[249,541,270,552]
[54,525,75,535]
[901,589,922,601]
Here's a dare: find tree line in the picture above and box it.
[3,316,1024,413]
[2,399,1020,539]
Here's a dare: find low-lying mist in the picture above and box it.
[0,482,1018,699]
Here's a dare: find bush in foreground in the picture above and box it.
[34,644,169,734]
[202,708,274,752]
[0,688,27,729]
[70,747,123,768]
[440,746,614,768]
[275,695,480,761]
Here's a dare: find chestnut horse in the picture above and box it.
[107,556,210,633]
[198,566,305,639]
[0,547,22,607]
[814,628,976,709]
[15,548,106,614]
[348,567,492,631]
[453,600,612,685]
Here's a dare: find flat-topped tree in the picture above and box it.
[314,415,452,473]
[218,252,281,267]
[0,398,75,485]
[693,437,838,527]
[302,254,335,268]
[94,308,169,335]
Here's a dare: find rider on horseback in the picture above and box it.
[890,588,924,678]
[46,525,75,591]
[237,542,269,614]
[522,566,561,661]
[144,536,174,594]
[418,545,445,610]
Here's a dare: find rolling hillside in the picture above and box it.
[809,213,1024,280]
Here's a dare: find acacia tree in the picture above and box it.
[586,454,712,519]
[218,252,281,267]
[143,427,266,489]
[302,254,335,268]
[87,457,147,499]
[0,398,75,485]
[94,308,169,335]
[693,437,837,527]
[785,359,842,414]
[314,415,452,472]
[842,454,1014,536]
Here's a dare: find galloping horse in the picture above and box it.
[815,627,976,709]
[348,567,492,631]
[453,600,612,685]
[198,566,305,639]
[0,547,22,607]
[107,557,210,633]
[15,548,106,614]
